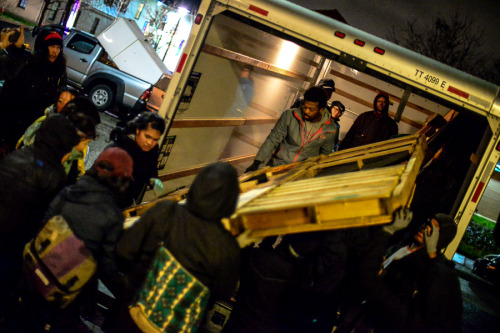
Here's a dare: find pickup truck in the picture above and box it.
[63,29,151,112]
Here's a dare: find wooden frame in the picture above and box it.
[232,134,426,237]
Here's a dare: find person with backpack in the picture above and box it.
[0,114,79,328]
[104,162,241,333]
[19,147,134,332]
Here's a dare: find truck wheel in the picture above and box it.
[89,84,114,111]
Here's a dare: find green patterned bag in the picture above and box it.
[129,245,210,333]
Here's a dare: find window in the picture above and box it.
[90,18,100,35]
[119,0,131,14]
[18,0,28,9]
[135,3,145,19]
[67,34,97,54]
[48,2,59,21]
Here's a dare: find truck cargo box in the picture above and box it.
[97,18,169,85]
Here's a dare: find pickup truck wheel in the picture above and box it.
[89,84,114,111]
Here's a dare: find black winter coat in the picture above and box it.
[0,114,78,244]
[45,174,125,295]
[339,111,398,150]
[116,162,240,302]
[0,45,29,80]
[0,56,67,150]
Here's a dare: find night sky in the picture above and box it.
[287,0,500,63]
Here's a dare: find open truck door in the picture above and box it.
[151,0,500,258]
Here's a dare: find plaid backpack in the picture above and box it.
[23,213,97,308]
[129,245,211,333]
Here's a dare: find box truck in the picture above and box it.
[147,0,499,260]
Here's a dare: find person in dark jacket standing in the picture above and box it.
[0,114,79,323]
[108,111,166,207]
[339,92,398,150]
[245,86,338,172]
[17,147,134,333]
[0,25,27,80]
[0,29,67,152]
[104,162,241,332]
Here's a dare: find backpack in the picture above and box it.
[128,245,211,333]
[23,213,97,308]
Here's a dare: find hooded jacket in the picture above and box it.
[0,51,67,151]
[255,107,338,166]
[0,114,78,242]
[44,174,125,294]
[339,93,398,150]
[116,162,240,301]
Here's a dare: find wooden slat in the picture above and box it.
[171,117,277,128]
[247,214,393,237]
[203,44,311,82]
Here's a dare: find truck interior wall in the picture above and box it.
[158,13,318,190]
[155,8,498,210]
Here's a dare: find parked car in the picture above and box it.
[473,254,500,284]
[145,73,171,112]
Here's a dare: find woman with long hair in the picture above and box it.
[0,29,67,152]
[108,111,166,207]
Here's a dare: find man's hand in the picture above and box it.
[0,26,24,50]
[245,160,261,173]
[425,224,440,258]
[383,207,413,235]
[0,29,13,50]
[14,25,24,48]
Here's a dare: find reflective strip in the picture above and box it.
[176,53,188,73]
[249,5,269,16]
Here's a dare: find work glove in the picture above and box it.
[424,223,440,255]
[383,207,413,235]
[150,178,164,196]
[236,230,263,248]
[245,160,261,173]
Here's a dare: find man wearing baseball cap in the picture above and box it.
[291,78,336,113]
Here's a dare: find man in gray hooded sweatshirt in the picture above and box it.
[246,86,338,172]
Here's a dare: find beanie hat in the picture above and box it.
[44,31,63,48]
[318,78,336,92]
[94,147,134,180]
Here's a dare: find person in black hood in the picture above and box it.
[104,162,241,332]
[0,30,67,152]
[0,114,79,321]
[339,92,398,150]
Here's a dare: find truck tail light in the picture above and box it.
[354,39,365,47]
[334,31,346,39]
[195,14,203,25]
[140,88,152,101]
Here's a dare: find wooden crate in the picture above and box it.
[233,134,426,237]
